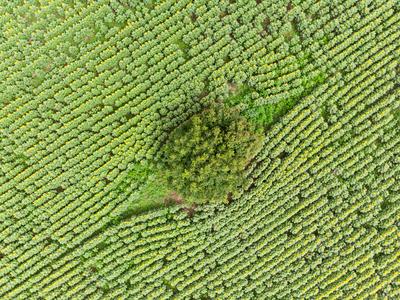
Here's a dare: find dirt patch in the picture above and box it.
[263,17,271,29]
[228,82,238,93]
[55,186,65,193]
[182,204,197,217]
[90,266,97,273]
[227,192,233,203]
[163,191,184,205]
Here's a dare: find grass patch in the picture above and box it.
[116,163,173,215]
[225,83,253,106]
[239,70,327,127]
[222,52,326,128]
[174,39,189,59]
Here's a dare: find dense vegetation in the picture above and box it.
[160,104,264,204]
[0,0,399,299]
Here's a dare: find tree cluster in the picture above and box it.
[160,104,264,204]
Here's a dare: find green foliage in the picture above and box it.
[1,0,399,299]
[160,104,264,204]
[116,162,172,213]
[174,39,189,59]
[225,84,253,106]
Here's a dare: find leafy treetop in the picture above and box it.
[160,103,264,204]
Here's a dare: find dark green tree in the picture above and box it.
[160,104,264,204]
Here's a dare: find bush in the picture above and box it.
[160,104,264,204]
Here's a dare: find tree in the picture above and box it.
[159,103,264,204]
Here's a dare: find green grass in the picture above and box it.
[225,71,327,128]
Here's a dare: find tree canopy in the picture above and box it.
[160,104,264,204]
